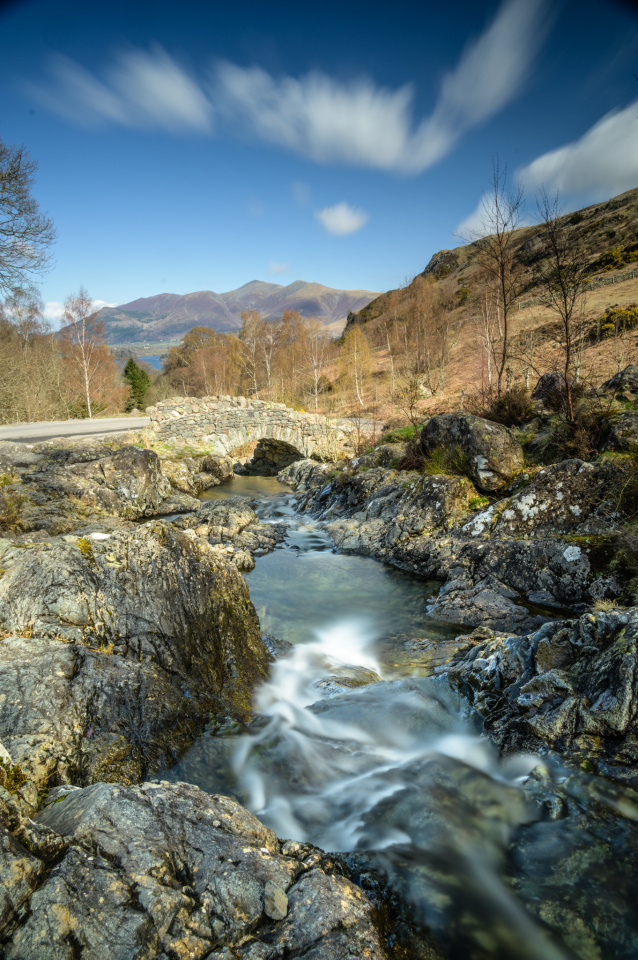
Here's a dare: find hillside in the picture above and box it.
[98,280,380,344]
[346,187,638,335]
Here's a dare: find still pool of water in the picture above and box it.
[200,474,291,501]
[245,542,458,666]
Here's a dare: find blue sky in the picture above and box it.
[1,0,637,323]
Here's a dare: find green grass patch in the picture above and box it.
[379,424,419,444]
[468,495,490,511]
[422,445,469,478]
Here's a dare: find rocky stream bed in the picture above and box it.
[0,404,637,959]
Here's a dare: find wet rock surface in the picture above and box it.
[285,453,616,633]
[0,780,388,960]
[172,498,287,570]
[0,521,270,802]
[445,609,638,772]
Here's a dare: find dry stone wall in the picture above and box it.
[146,396,372,461]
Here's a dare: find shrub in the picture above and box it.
[0,488,28,533]
[0,759,28,795]
[396,441,425,472]
[421,444,469,478]
[466,386,535,427]
[595,304,638,339]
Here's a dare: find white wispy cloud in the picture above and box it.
[315,202,368,235]
[519,99,638,197]
[43,301,65,323]
[29,0,547,172]
[213,0,548,173]
[30,46,213,133]
[44,298,116,326]
[457,97,638,236]
[267,261,291,275]
[455,195,493,238]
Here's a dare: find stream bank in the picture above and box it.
[0,431,637,959]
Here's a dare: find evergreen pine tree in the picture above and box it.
[123,357,150,411]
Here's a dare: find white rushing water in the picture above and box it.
[232,616,574,959]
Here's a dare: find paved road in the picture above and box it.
[0,416,150,444]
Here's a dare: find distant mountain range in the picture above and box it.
[97,280,381,344]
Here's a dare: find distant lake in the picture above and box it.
[137,355,162,370]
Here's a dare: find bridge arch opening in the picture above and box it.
[233,437,305,476]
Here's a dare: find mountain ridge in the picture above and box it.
[98,280,380,344]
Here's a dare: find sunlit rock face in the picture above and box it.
[0,521,269,798]
[0,780,388,960]
[420,413,524,492]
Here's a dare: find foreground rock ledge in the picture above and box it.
[0,780,388,960]
[0,521,270,797]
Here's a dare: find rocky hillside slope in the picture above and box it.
[347,187,638,337]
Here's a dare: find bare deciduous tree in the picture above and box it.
[465,160,526,397]
[339,325,372,407]
[535,190,590,421]
[238,310,264,399]
[304,317,331,410]
[3,285,46,350]
[0,138,56,296]
[60,288,105,418]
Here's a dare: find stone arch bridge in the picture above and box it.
[146,396,376,467]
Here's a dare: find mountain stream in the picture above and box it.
[160,477,638,960]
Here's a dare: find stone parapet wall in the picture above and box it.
[146,396,376,460]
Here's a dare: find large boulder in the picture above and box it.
[30,446,172,519]
[603,411,638,454]
[172,498,287,570]
[0,780,388,960]
[600,363,638,398]
[0,523,268,714]
[460,459,612,539]
[278,458,331,491]
[0,635,217,797]
[442,609,638,775]
[531,371,565,401]
[160,453,234,495]
[420,413,524,492]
